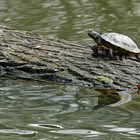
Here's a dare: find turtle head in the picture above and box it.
[87,30,101,43]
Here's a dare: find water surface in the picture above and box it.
[0,79,139,140]
[0,0,140,44]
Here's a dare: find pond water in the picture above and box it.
[0,0,140,140]
[0,79,139,140]
[1,0,140,44]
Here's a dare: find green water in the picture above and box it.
[0,0,140,139]
[2,0,140,44]
[0,79,139,140]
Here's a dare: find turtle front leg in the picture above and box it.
[89,45,99,56]
[107,48,113,60]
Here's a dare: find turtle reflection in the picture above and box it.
[76,88,132,109]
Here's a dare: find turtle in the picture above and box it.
[87,29,140,60]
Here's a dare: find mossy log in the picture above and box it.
[0,25,139,90]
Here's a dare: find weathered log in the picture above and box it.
[0,25,139,90]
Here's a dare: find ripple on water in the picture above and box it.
[29,124,63,129]
[0,129,37,136]
[50,129,106,136]
[109,127,136,132]
[129,131,140,135]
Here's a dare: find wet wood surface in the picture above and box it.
[0,25,139,90]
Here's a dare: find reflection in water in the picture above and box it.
[0,0,140,44]
[108,90,132,107]
[29,124,63,129]
[0,79,139,139]
[58,1,76,39]
[109,127,136,132]
[0,129,37,135]
[50,129,105,136]
[76,88,132,109]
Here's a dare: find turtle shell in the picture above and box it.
[101,33,140,53]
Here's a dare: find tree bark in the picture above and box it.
[0,25,139,90]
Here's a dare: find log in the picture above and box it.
[0,25,139,90]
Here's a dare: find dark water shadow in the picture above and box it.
[75,88,132,110]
